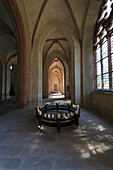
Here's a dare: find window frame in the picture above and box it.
[94,0,113,92]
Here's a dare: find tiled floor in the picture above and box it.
[0,98,113,169]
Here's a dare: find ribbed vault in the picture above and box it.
[0,0,103,108]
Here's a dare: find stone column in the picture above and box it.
[74,45,81,105]
[70,44,75,103]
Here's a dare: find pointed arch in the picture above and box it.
[31,21,81,105]
[65,0,81,42]
[7,0,26,108]
[44,40,67,64]
[48,57,65,95]
[32,0,48,47]
[43,50,69,98]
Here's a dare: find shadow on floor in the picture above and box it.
[0,98,113,169]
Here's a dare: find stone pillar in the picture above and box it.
[70,44,75,103]
[30,48,42,107]
[74,45,81,105]
[2,68,5,100]
[38,51,42,105]
[6,66,10,99]
[82,0,101,109]
[44,67,49,98]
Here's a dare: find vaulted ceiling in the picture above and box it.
[23,0,90,40]
[0,0,102,64]
[23,0,91,62]
[0,0,17,62]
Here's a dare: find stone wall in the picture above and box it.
[91,92,113,120]
[82,0,102,109]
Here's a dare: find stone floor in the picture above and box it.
[0,98,113,170]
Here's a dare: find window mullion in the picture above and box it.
[94,0,113,91]
[108,33,112,90]
[94,48,97,89]
[100,42,103,89]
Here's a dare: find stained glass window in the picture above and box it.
[96,46,101,62]
[102,40,108,58]
[96,62,101,75]
[103,57,108,74]
[94,0,113,91]
[103,73,109,89]
[99,0,112,21]
[111,35,113,89]
[97,75,102,89]
[111,35,113,53]
[111,54,113,71]
[112,72,113,88]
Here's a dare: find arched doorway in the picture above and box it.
[48,57,65,98]
[9,64,17,97]
[6,56,17,99]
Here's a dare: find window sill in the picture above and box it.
[93,89,113,95]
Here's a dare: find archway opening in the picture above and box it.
[6,56,17,100]
[9,64,17,97]
[48,57,65,98]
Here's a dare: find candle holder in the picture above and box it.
[35,103,80,133]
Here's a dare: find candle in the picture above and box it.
[52,114,54,118]
[39,111,42,115]
[63,113,66,118]
[77,105,79,108]
[75,111,78,115]
[72,104,77,109]
[48,114,50,118]
[71,112,73,116]
[67,113,70,117]
[57,114,60,119]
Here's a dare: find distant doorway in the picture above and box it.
[54,84,58,91]
[48,58,65,98]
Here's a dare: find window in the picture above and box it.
[94,0,113,91]
[111,34,113,88]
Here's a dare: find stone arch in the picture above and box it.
[6,55,17,100]
[48,61,64,95]
[33,21,79,57]
[31,21,81,106]
[43,50,69,99]
[7,0,27,108]
[50,72,60,93]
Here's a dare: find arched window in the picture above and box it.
[94,0,113,90]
